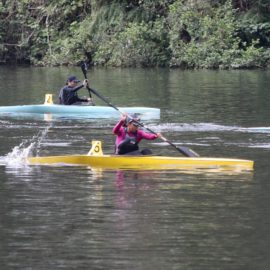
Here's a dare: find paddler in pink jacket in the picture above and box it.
[113,114,161,155]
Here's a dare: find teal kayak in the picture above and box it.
[0,94,160,120]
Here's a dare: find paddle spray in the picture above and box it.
[80,61,199,157]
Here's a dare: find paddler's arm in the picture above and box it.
[139,130,161,140]
[68,79,88,93]
[70,80,91,102]
[76,96,90,102]
[68,84,84,93]
[113,114,126,134]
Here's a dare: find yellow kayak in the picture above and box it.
[27,141,254,172]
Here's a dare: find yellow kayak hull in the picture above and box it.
[27,141,254,172]
[28,154,253,171]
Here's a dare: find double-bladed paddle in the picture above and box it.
[80,61,199,157]
[126,118,199,157]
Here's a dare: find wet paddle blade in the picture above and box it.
[177,146,200,157]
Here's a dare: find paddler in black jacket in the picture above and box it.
[59,75,92,105]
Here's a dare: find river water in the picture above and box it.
[0,66,269,270]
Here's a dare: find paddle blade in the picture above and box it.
[80,61,88,79]
[177,146,200,157]
[159,134,199,157]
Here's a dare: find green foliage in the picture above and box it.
[168,0,265,69]
[232,39,265,68]
[95,19,170,67]
[0,0,269,68]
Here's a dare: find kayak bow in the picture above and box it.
[27,141,254,172]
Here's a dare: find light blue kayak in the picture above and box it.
[0,94,160,120]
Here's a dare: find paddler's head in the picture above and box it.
[126,114,141,132]
[67,75,80,87]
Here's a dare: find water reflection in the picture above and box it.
[0,67,270,270]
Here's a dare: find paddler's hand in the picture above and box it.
[86,97,94,105]
[121,113,127,123]
[83,79,89,88]
[156,133,162,139]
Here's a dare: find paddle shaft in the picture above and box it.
[80,61,92,98]
[130,121,199,157]
[80,61,199,157]
[89,86,121,112]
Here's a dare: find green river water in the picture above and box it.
[0,66,269,270]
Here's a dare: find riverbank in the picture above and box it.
[1,1,270,69]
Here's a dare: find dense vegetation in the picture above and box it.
[1,0,270,68]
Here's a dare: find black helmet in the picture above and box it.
[126,113,142,127]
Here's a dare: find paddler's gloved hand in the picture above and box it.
[121,113,127,123]
[83,79,89,88]
[86,97,94,105]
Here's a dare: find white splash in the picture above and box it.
[5,141,35,167]
[3,126,51,168]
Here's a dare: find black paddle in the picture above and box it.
[80,61,92,100]
[80,61,123,112]
[80,61,199,157]
[127,117,199,157]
